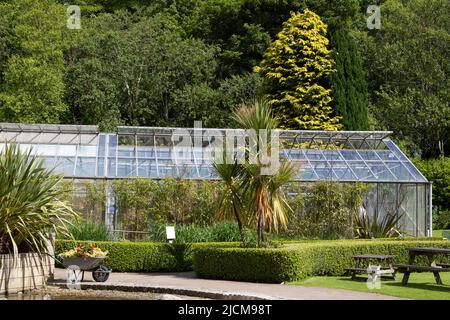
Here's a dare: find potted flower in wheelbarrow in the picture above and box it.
[59,244,111,282]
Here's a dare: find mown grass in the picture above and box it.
[290,273,450,300]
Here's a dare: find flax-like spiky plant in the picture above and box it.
[353,210,403,238]
[0,144,77,255]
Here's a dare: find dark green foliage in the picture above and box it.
[194,239,450,283]
[415,158,450,211]
[149,221,251,243]
[56,239,239,272]
[64,219,112,242]
[357,0,450,158]
[415,158,450,229]
[163,242,193,271]
[434,211,450,231]
[330,23,369,130]
[0,0,68,123]
[286,182,368,239]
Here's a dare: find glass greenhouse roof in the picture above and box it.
[0,123,428,183]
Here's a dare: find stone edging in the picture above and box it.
[49,281,276,300]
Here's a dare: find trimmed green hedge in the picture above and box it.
[193,239,450,283]
[56,240,238,272]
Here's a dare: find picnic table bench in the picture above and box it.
[346,254,396,280]
[394,247,450,286]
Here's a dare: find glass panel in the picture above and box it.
[157,158,172,165]
[172,148,193,164]
[158,165,177,177]
[417,185,426,237]
[198,165,213,178]
[54,157,75,176]
[375,150,397,161]
[367,164,396,180]
[117,158,136,177]
[403,162,427,182]
[178,165,199,178]
[298,165,318,180]
[384,140,408,160]
[108,135,117,157]
[137,148,155,159]
[332,168,356,180]
[331,162,356,180]
[98,134,106,158]
[155,135,172,147]
[137,160,158,178]
[97,157,105,176]
[312,162,333,180]
[58,145,77,157]
[78,145,97,157]
[322,150,343,161]
[397,185,417,236]
[286,149,305,160]
[107,158,116,177]
[348,161,375,181]
[340,150,362,160]
[387,162,415,181]
[156,148,171,158]
[117,146,135,157]
[137,135,154,147]
[358,150,380,161]
[34,144,58,156]
[75,157,96,177]
[304,149,324,160]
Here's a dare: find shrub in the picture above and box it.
[63,219,111,241]
[415,158,450,230]
[149,221,247,243]
[55,239,239,272]
[433,209,450,230]
[193,239,450,283]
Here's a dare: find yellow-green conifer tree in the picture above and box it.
[255,10,341,130]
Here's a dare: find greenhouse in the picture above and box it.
[0,122,432,237]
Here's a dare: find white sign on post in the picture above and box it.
[166,226,176,243]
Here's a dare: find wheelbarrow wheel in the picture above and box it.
[92,265,110,282]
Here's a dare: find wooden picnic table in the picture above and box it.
[395,247,450,286]
[346,254,396,280]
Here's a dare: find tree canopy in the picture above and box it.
[255,10,341,130]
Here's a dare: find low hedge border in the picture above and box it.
[55,240,239,272]
[193,239,450,283]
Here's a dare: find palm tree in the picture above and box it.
[240,157,297,246]
[213,100,298,246]
[0,144,77,255]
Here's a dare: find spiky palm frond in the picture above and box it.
[241,160,297,233]
[233,99,279,131]
[0,144,77,255]
[212,162,245,222]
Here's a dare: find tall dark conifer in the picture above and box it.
[330,23,369,130]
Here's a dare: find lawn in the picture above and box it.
[433,230,450,238]
[290,273,450,300]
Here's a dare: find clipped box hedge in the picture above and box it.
[56,240,238,272]
[193,239,450,283]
